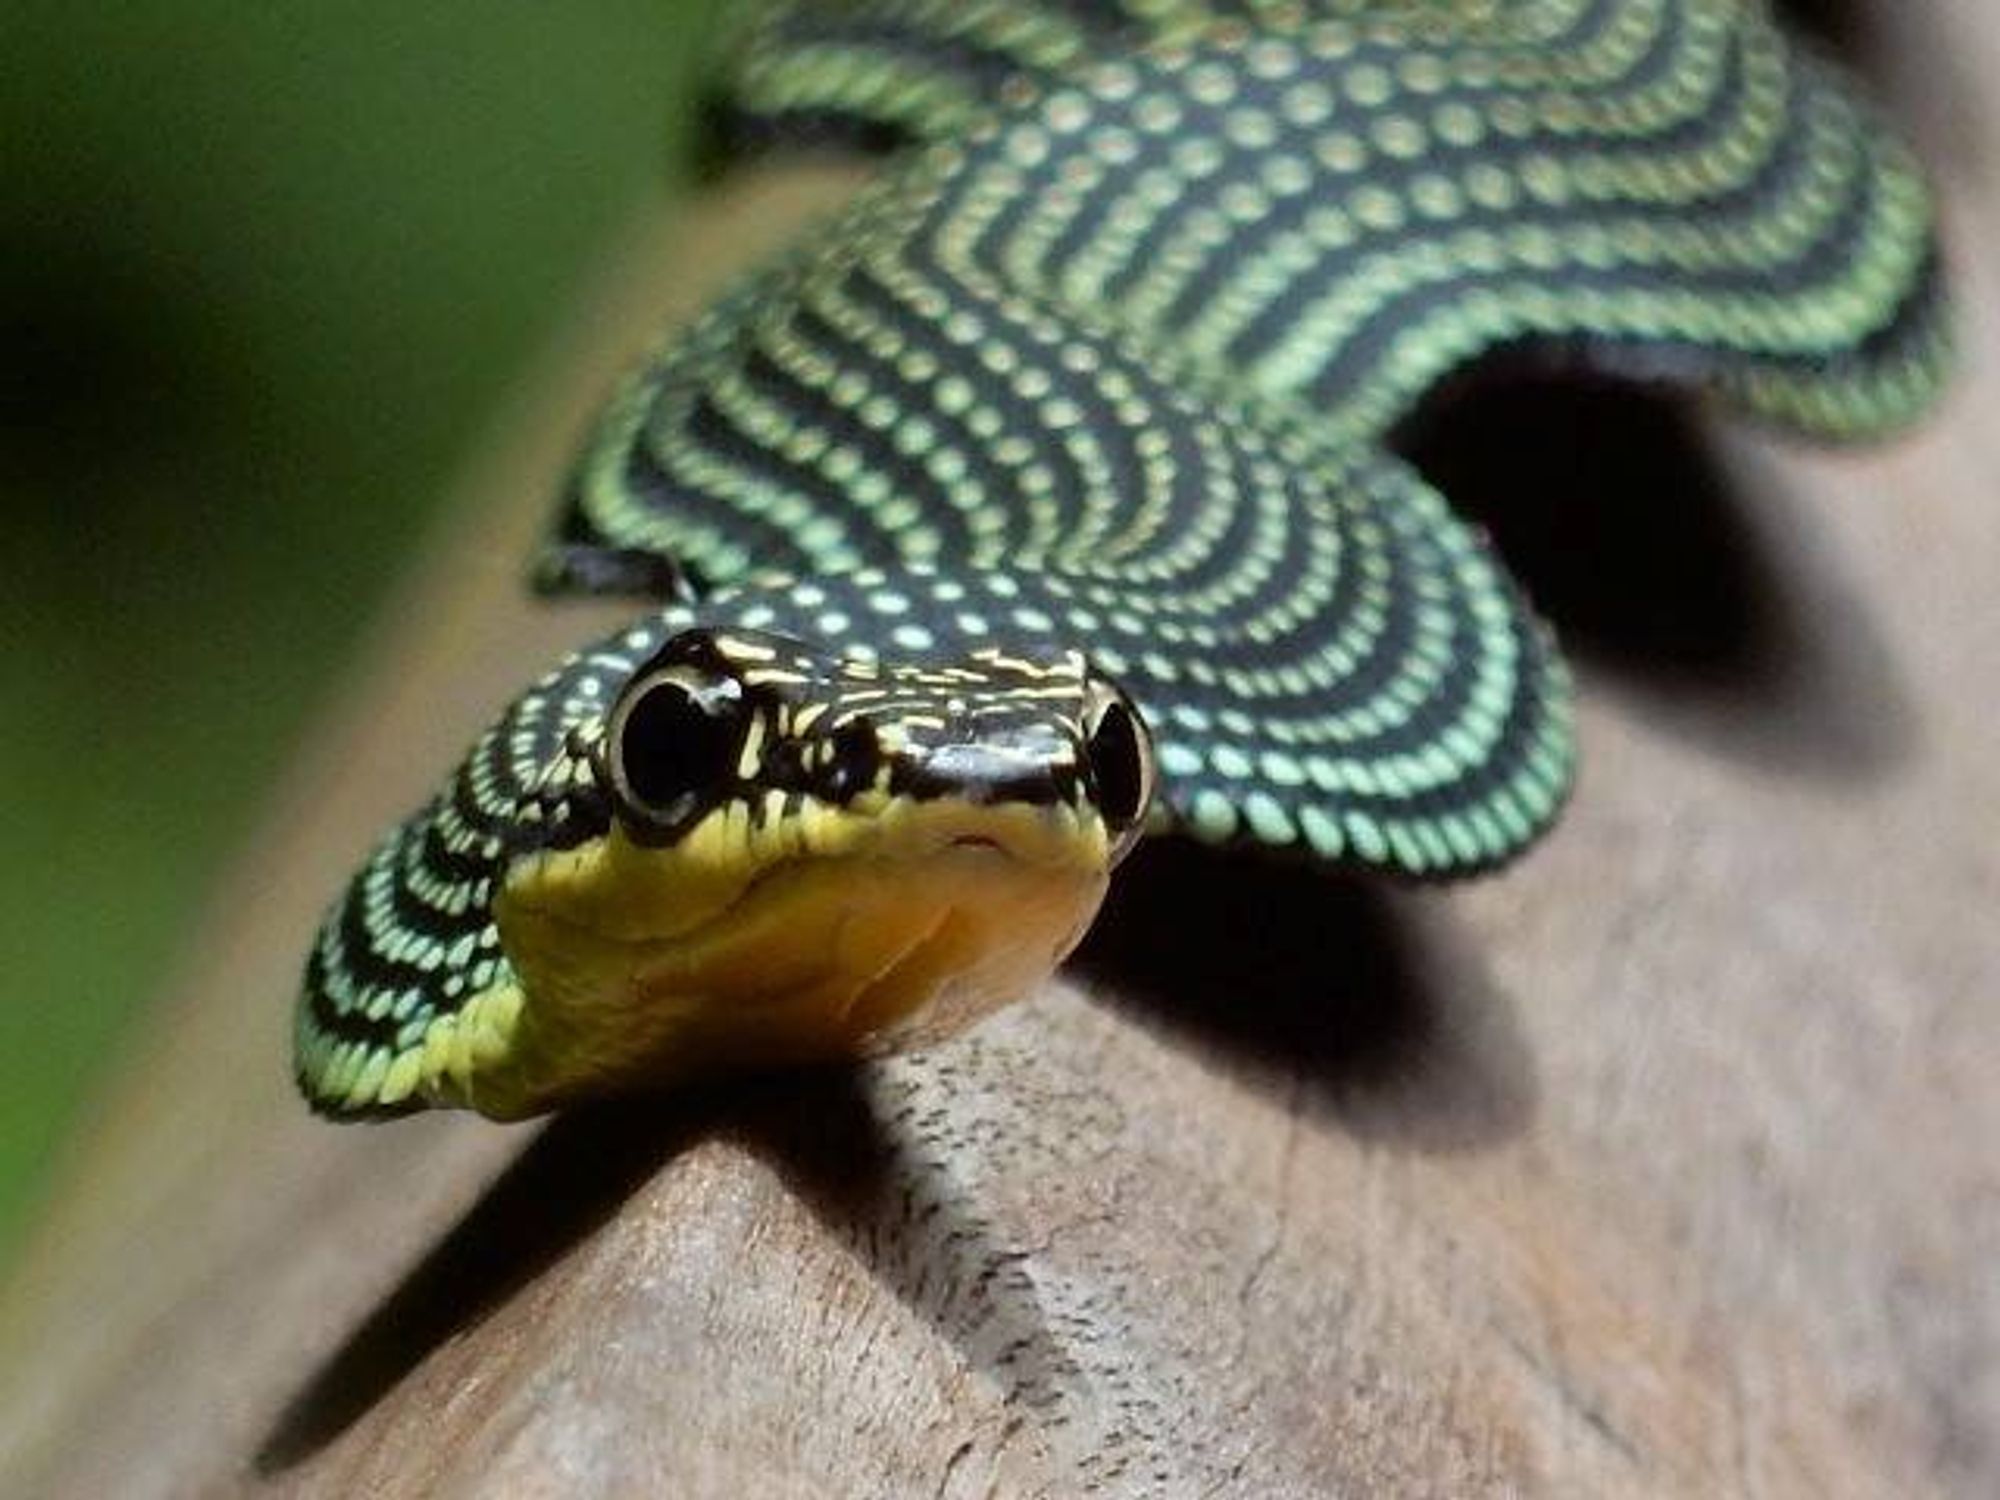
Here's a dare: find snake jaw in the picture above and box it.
[472,794,1114,1116]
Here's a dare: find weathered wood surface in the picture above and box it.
[2,15,1996,1495]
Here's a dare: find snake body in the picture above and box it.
[296,0,1948,1118]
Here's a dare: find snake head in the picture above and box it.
[481,626,1153,1111]
[598,626,1153,858]
[297,617,1154,1120]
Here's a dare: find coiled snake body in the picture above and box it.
[297,0,1948,1118]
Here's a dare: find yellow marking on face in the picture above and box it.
[712,633,778,661]
[735,714,767,780]
[446,795,1114,1118]
[968,647,1048,675]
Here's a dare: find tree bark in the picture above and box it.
[1,17,1994,1495]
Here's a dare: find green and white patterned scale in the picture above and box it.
[298,0,1948,1110]
[563,0,1943,854]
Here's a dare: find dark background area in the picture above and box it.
[1,1,715,1252]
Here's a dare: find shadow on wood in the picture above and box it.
[256,1094,722,1471]
[1397,375,1917,781]
[1078,842,1536,1155]
[259,1063,1089,1475]
[1776,0,1872,55]
[263,846,1516,1471]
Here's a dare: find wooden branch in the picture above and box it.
[2,19,1995,1494]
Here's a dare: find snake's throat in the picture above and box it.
[468,804,1114,1117]
[635,848,1107,1056]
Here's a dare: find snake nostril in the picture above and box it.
[817,721,881,802]
[909,741,1063,805]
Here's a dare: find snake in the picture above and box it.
[295,0,1948,1119]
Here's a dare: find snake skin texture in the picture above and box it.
[296,0,1948,1113]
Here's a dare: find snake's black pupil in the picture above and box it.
[617,678,738,817]
[1087,701,1147,828]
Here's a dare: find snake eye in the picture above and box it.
[606,667,745,836]
[1083,690,1154,846]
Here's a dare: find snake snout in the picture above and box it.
[904,738,1070,807]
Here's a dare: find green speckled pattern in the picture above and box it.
[297,0,1949,1114]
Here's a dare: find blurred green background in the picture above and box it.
[1,1,716,1257]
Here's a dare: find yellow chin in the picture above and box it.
[450,798,1111,1119]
